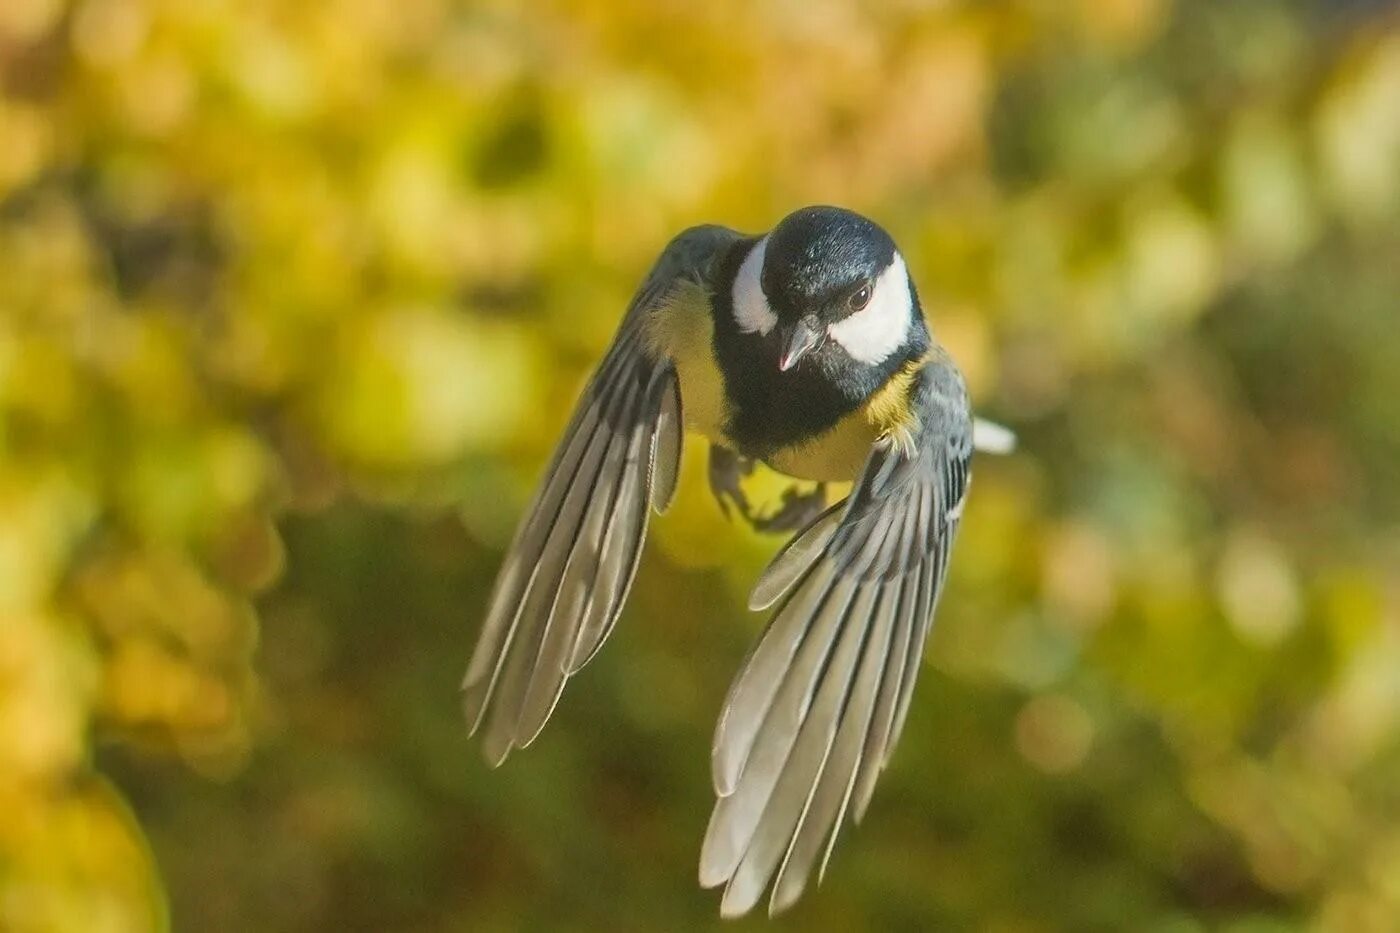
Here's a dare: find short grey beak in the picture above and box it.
[778,317,824,372]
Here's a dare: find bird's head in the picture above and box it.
[732,205,928,376]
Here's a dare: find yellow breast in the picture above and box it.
[762,417,879,482]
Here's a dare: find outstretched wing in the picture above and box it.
[700,352,973,917]
[462,225,739,766]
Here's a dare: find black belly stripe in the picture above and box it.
[722,363,860,458]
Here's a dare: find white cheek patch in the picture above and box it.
[732,236,778,336]
[827,253,913,364]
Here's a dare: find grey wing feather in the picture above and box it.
[701,352,974,917]
[462,225,738,766]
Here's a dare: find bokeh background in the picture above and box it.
[3,0,1400,930]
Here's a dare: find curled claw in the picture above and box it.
[751,484,828,535]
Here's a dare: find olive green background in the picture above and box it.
[3,1,1400,930]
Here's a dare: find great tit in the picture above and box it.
[462,205,1014,917]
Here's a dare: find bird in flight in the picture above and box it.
[462,206,1014,917]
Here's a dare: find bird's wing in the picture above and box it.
[700,351,973,917]
[462,225,740,765]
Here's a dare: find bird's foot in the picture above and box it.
[751,483,829,535]
[708,444,756,521]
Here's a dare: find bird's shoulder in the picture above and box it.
[633,223,744,353]
[638,223,746,308]
[861,347,970,457]
[631,225,746,443]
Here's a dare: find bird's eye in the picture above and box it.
[848,283,873,311]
